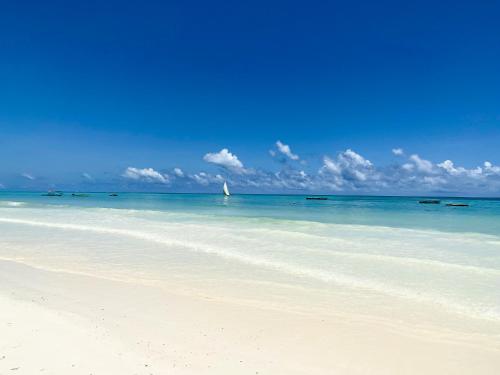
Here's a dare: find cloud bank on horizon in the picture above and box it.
[2,141,499,195]
[114,142,500,195]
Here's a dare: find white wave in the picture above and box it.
[0,201,26,207]
[226,227,500,275]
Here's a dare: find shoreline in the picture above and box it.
[1,259,499,374]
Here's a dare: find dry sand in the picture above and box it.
[1,259,499,375]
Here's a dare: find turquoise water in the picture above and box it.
[1,191,500,235]
[1,191,500,334]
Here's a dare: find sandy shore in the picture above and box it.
[1,259,499,375]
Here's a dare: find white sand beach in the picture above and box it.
[1,258,500,375]
[1,202,500,374]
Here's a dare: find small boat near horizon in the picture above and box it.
[446,203,469,207]
[72,193,90,197]
[42,190,63,197]
[223,181,230,196]
[419,200,441,204]
[306,197,328,200]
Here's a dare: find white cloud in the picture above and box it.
[484,161,500,175]
[390,156,500,193]
[82,172,93,180]
[320,149,376,189]
[275,140,299,160]
[173,168,184,177]
[343,149,372,168]
[178,150,500,195]
[392,148,404,156]
[322,156,342,174]
[270,169,312,190]
[409,154,434,173]
[437,159,457,174]
[423,176,447,186]
[402,163,414,171]
[113,148,500,195]
[441,159,500,179]
[437,160,484,179]
[21,173,35,180]
[122,167,169,184]
[203,148,247,174]
[191,172,224,186]
[315,150,500,194]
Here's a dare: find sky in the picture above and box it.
[1,0,499,195]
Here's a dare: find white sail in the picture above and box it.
[223,181,230,196]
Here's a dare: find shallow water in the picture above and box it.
[2,191,500,234]
[1,192,500,337]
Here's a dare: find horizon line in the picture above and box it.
[1,190,499,200]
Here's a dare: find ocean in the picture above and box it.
[1,192,500,338]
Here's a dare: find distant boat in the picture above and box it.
[72,193,90,197]
[446,203,469,207]
[42,190,63,197]
[109,193,118,197]
[419,200,440,204]
[223,181,230,196]
[306,197,328,200]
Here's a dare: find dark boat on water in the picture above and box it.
[72,193,90,197]
[446,203,469,207]
[109,193,118,197]
[42,190,63,197]
[419,200,440,204]
[306,197,328,200]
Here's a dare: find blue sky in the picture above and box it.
[1,0,499,195]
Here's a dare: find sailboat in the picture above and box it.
[223,181,230,196]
